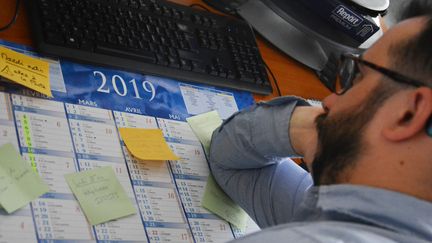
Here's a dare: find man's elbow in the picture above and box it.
[208,128,222,168]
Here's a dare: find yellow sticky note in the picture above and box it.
[0,46,51,97]
[119,128,179,161]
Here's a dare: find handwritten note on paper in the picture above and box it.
[187,111,249,230]
[186,110,222,154]
[0,143,49,214]
[119,128,179,161]
[202,175,249,230]
[0,46,52,97]
[65,166,136,225]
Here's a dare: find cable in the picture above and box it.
[264,61,282,97]
[0,0,21,32]
[243,21,282,97]
[189,3,211,12]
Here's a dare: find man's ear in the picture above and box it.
[383,87,432,141]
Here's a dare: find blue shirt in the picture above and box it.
[208,96,432,242]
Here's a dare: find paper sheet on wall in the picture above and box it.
[0,143,49,213]
[187,111,249,230]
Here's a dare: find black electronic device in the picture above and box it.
[427,116,432,137]
[25,0,272,95]
[202,0,246,14]
[203,0,389,91]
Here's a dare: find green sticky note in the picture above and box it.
[202,175,249,230]
[187,111,248,230]
[186,110,222,154]
[65,166,136,225]
[0,143,49,213]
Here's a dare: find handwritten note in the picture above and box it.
[202,175,249,229]
[0,143,49,213]
[65,166,136,225]
[186,110,222,154]
[119,128,179,161]
[0,46,51,97]
[187,111,249,230]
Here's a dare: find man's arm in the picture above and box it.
[208,96,323,228]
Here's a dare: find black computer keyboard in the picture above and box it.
[26,0,273,94]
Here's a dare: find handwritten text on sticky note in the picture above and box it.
[0,143,49,213]
[202,175,248,230]
[0,46,51,97]
[119,128,179,161]
[65,166,136,225]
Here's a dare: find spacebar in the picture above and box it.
[95,44,156,63]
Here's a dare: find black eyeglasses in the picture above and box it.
[334,54,427,95]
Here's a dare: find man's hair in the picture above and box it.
[390,0,432,85]
[398,0,432,21]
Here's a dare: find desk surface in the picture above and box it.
[0,0,331,101]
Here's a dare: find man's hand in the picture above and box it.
[289,106,324,168]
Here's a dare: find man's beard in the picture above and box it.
[311,83,395,185]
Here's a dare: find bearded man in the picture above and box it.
[208,1,432,242]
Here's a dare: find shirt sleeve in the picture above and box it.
[208,96,314,228]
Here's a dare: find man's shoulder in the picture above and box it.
[233,221,428,243]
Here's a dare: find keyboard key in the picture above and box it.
[65,36,79,48]
[80,39,94,51]
[168,56,180,68]
[156,54,169,66]
[192,61,206,73]
[95,43,156,63]
[45,33,64,45]
[180,59,192,71]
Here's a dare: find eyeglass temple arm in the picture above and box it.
[317,54,339,92]
[427,116,432,137]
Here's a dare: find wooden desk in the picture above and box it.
[0,0,331,100]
